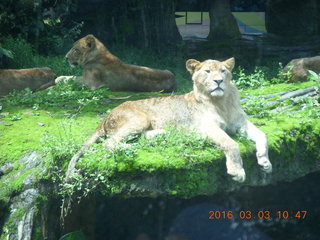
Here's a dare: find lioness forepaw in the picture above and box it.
[257,156,272,173]
[228,168,246,183]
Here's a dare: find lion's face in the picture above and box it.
[66,35,97,67]
[186,58,235,98]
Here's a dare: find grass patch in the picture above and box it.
[175,12,210,25]
[233,12,266,32]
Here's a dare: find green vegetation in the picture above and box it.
[2,37,82,76]
[233,66,269,89]
[0,0,83,55]
[0,37,319,210]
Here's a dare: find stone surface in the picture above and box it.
[2,152,43,240]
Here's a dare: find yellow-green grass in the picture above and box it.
[175,11,266,32]
[233,12,266,32]
[175,11,209,25]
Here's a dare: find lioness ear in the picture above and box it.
[85,35,96,49]
[186,59,200,74]
[224,57,235,71]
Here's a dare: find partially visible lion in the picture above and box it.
[65,58,272,182]
[0,68,56,96]
[56,34,176,92]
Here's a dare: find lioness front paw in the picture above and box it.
[257,156,272,173]
[227,168,246,183]
[54,76,75,84]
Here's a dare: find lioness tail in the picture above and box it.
[65,128,104,182]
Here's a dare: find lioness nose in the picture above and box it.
[214,80,223,85]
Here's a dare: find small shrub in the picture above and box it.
[293,95,320,119]
[308,70,320,91]
[243,96,270,118]
[277,62,293,82]
[41,133,78,167]
[233,66,268,89]
[9,114,22,121]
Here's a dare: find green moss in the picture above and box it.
[0,167,37,203]
[0,80,319,200]
[2,207,26,236]
[240,81,316,98]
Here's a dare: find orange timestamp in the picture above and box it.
[208,210,307,220]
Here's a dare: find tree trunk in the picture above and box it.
[72,0,182,50]
[207,0,240,40]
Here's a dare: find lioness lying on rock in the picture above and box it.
[0,68,56,96]
[55,34,177,92]
[65,58,272,182]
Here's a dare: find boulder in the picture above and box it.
[283,56,320,82]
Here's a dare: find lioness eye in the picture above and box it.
[205,70,211,73]
[221,69,226,73]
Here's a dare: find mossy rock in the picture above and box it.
[0,80,319,203]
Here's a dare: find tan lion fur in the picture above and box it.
[65,58,272,182]
[57,34,176,92]
[0,68,56,96]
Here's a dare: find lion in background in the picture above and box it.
[55,34,177,92]
[0,67,56,96]
[65,57,272,183]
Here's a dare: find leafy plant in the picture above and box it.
[0,45,13,58]
[292,95,320,119]
[41,132,79,169]
[38,20,84,55]
[1,36,82,76]
[278,62,293,82]
[9,114,22,121]
[308,70,320,91]
[0,0,80,55]
[233,66,268,89]
[243,96,270,118]
[2,37,35,68]
[308,70,320,81]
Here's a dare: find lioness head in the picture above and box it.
[66,34,98,67]
[186,58,235,98]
